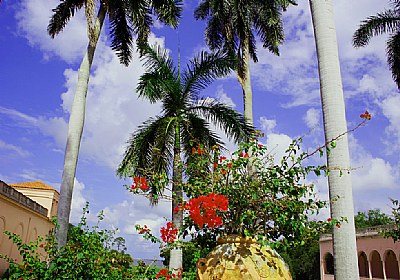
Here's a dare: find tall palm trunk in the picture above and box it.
[237,40,253,126]
[56,4,106,248]
[169,122,183,271]
[309,1,359,279]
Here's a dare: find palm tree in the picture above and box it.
[117,45,252,271]
[309,1,359,279]
[353,0,400,89]
[194,0,296,125]
[48,0,182,248]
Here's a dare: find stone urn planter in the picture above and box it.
[196,235,292,280]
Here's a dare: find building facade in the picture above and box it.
[320,227,400,280]
[0,180,59,276]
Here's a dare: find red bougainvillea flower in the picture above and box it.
[160,222,178,244]
[156,269,170,279]
[132,176,149,191]
[186,193,228,228]
[219,156,227,162]
[336,223,341,229]
[213,162,218,168]
[191,147,196,154]
[360,111,372,120]
[138,225,150,234]
[173,205,180,214]
[327,218,332,222]
[258,143,263,147]
[227,163,233,168]
[239,152,244,157]
[244,152,249,158]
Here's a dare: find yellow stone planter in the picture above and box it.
[196,235,292,280]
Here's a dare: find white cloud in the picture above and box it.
[15,0,88,63]
[265,133,293,164]
[380,94,400,151]
[70,178,89,224]
[349,135,397,191]
[0,140,30,157]
[215,86,236,108]
[258,116,276,134]
[303,108,320,129]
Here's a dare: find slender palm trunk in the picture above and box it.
[169,122,183,272]
[237,40,253,126]
[56,4,106,248]
[309,1,358,279]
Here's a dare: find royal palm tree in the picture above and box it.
[309,1,359,279]
[48,0,182,248]
[194,0,296,125]
[353,0,400,89]
[117,45,252,271]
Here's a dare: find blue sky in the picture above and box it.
[1,1,399,259]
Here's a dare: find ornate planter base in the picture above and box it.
[196,235,292,280]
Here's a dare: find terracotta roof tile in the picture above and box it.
[10,181,56,191]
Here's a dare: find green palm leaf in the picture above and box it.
[353,10,400,47]
[48,0,86,37]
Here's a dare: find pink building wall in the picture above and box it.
[320,227,400,280]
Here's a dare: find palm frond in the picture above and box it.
[190,98,253,144]
[48,0,85,37]
[125,0,152,48]
[387,32,400,89]
[353,10,400,47]
[117,115,175,178]
[252,1,284,56]
[137,44,179,103]
[108,0,133,66]
[181,50,236,100]
[150,0,182,28]
[181,113,223,155]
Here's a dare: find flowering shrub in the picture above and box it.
[156,268,183,279]
[181,133,335,250]
[0,203,145,280]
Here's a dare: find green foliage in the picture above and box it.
[183,135,332,251]
[354,208,393,229]
[382,198,400,242]
[277,238,320,280]
[0,203,149,279]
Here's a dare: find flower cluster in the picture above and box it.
[191,144,205,155]
[136,224,150,234]
[360,111,372,120]
[160,222,178,244]
[131,176,149,191]
[156,268,182,279]
[175,193,228,228]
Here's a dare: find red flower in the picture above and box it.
[173,205,180,214]
[221,169,226,175]
[186,193,228,229]
[160,222,178,244]
[140,177,149,190]
[327,218,332,222]
[227,163,232,168]
[213,162,218,168]
[156,269,169,279]
[336,223,341,228]
[360,110,372,120]
[244,152,249,158]
[258,143,263,147]
[239,152,244,157]
[192,147,196,154]
[219,156,227,162]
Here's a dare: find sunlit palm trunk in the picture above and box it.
[169,122,183,271]
[56,4,106,248]
[309,1,359,279]
[237,41,253,126]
